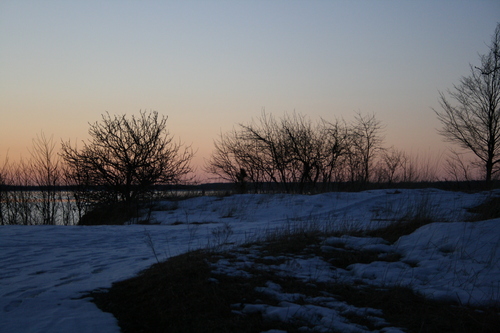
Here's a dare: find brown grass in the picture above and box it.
[89,250,298,333]
[324,284,500,333]
[467,196,500,221]
[88,229,499,332]
[364,216,434,243]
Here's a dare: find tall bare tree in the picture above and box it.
[435,23,500,182]
[317,118,350,186]
[348,112,385,183]
[376,147,406,184]
[61,111,194,208]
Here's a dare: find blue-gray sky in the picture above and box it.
[1,0,499,179]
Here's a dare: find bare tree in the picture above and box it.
[444,149,475,182]
[206,111,355,193]
[206,129,253,184]
[205,128,265,192]
[280,112,324,193]
[376,147,406,184]
[0,156,9,225]
[348,112,385,183]
[435,23,500,182]
[60,156,89,223]
[238,111,293,191]
[206,112,291,192]
[318,118,350,186]
[6,159,35,225]
[61,111,194,209]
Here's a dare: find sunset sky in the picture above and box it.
[1,1,499,181]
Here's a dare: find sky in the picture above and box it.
[1,0,499,181]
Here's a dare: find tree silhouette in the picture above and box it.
[435,23,500,182]
[61,111,193,208]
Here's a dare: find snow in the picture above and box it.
[1,188,499,332]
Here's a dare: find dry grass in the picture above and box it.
[364,216,434,243]
[89,250,298,333]
[467,196,500,221]
[88,220,500,332]
[87,191,500,332]
[324,284,500,333]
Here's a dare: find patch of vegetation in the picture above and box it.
[89,250,299,333]
[260,229,323,257]
[78,202,139,225]
[467,196,500,221]
[366,193,439,243]
[88,225,500,332]
[364,216,434,243]
[320,247,402,269]
[322,284,500,333]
